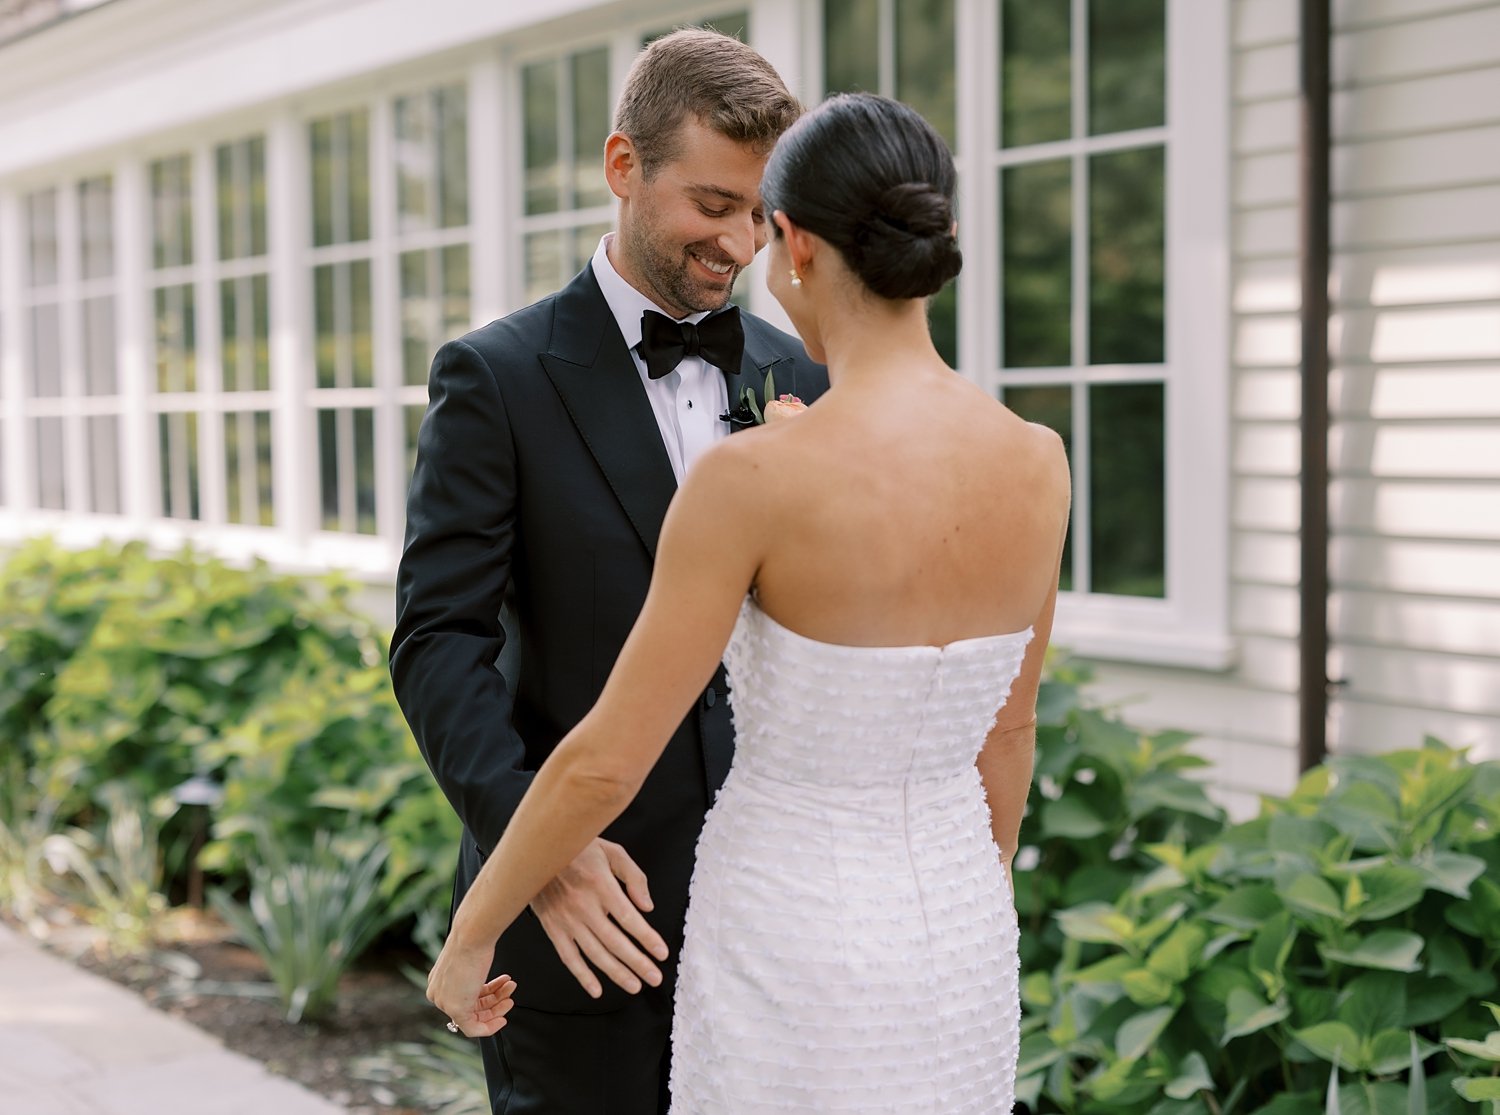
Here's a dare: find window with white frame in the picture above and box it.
[20,177,122,517]
[148,153,200,521]
[215,133,274,528]
[518,45,614,305]
[394,83,471,492]
[821,0,1231,666]
[308,108,377,536]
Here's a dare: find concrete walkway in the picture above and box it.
[0,922,345,1115]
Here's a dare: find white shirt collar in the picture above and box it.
[590,233,711,354]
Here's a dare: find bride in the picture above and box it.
[427,92,1071,1112]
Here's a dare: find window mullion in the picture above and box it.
[195,142,227,527]
[57,181,89,514]
[369,91,403,546]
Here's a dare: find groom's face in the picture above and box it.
[612,117,770,318]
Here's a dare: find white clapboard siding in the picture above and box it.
[1087,0,1500,808]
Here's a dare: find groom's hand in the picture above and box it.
[530,837,669,998]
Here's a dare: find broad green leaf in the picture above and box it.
[1347,866,1428,922]
[1270,815,1338,857]
[1055,901,1134,948]
[1296,1021,1365,1069]
[1223,987,1291,1043]
[1366,1029,1436,1077]
[1248,1095,1323,1115]
[1337,1081,1411,1115]
[1149,922,1209,984]
[1445,1032,1500,1063]
[1285,873,1346,921]
[1071,953,1138,987]
[1016,1030,1064,1078]
[1041,795,1110,839]
[1321,930,1424,973]
[1452,1077,1500,1101]
[1204,885,1281,930]
[1133,902,1190,952]
[1416,852,1487,899]
[1166,1051,1214,1100]
[1020,970,1055,1009]
[1121,967,1177,1008]
[1338,972,1406,1039]
[1404,976,1473,1028]
[1116,1005,1176,1061]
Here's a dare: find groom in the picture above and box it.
[390,28,826,1114]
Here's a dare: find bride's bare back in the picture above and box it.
[747,363,1070,651]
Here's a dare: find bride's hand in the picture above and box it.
[763,394,807,423]
[427,939,517,1038]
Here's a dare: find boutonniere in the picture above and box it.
[720,364,807,428]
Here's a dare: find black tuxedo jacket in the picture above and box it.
[391,265,828,1013]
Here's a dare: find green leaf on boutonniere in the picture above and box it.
[764,367,776,405]
[745,385,763,425]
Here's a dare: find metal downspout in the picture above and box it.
[1298,0,1333,771]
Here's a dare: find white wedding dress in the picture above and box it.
[669,597,1030,1113]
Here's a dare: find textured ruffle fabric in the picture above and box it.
[669,598,1031,1113]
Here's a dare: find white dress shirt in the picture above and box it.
[590,235,733,486]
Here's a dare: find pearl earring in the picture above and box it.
[789,269,802,288]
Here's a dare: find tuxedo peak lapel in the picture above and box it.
[539,268,678,559]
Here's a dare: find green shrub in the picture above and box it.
[0,537,456,914]
[1015,721,1500,1115]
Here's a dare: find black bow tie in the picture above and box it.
[638,306,744,380]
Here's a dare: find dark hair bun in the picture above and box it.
[760,92,963,302]
[851,183,963,300]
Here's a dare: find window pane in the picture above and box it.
[150,155,193,269]
[571,223,611,277]
[1090,145,1164,364]
[572,49,612,210]
[824,0,880,92]
[347,111,372,243]
[318,407,376,534]
[1001,159,1071,368]
[523,61,561,215]
[525,230,564,305]
[314,264,336,388]
[158,411,201,520]
[400,249,430,387]
[225,410,274,526]
[350,259,373,389]
[1001,0,1070,148]
[35,417,65,510]
[896,0,956,149]
[1002,385,1073,592]
[221,275,271,392]
[30,303,62,397]
[1089,0,1165,136]
[249,136,268,256]
[438,85,470,228]
[442,244,471,336]
[310,118,334,247]
[82,296,117,395]
[86,415,122,515]
[395,94,432,230]
[26,189,59,288]
[79,176,115,280]
[216,143,236,260]
[154,284,196,393]
[1090,382,1164,597]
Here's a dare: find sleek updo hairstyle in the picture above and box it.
[760,93,962,301]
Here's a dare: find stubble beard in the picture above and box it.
[624,207,739,317]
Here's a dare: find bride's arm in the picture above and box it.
[426,437,770,1035]
[977,551,1062,889]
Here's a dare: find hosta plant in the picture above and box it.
[1015,738,1500,1115]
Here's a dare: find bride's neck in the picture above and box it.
[817,296,943,387]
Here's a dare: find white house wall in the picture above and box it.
[1085,0,1500,814]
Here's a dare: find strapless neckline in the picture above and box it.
[745,597,1032,657]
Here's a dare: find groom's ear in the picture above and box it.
[604,132,639,200]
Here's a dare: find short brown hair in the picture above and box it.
[613,28,801,177]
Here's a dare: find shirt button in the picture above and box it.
[703,687,718,709]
